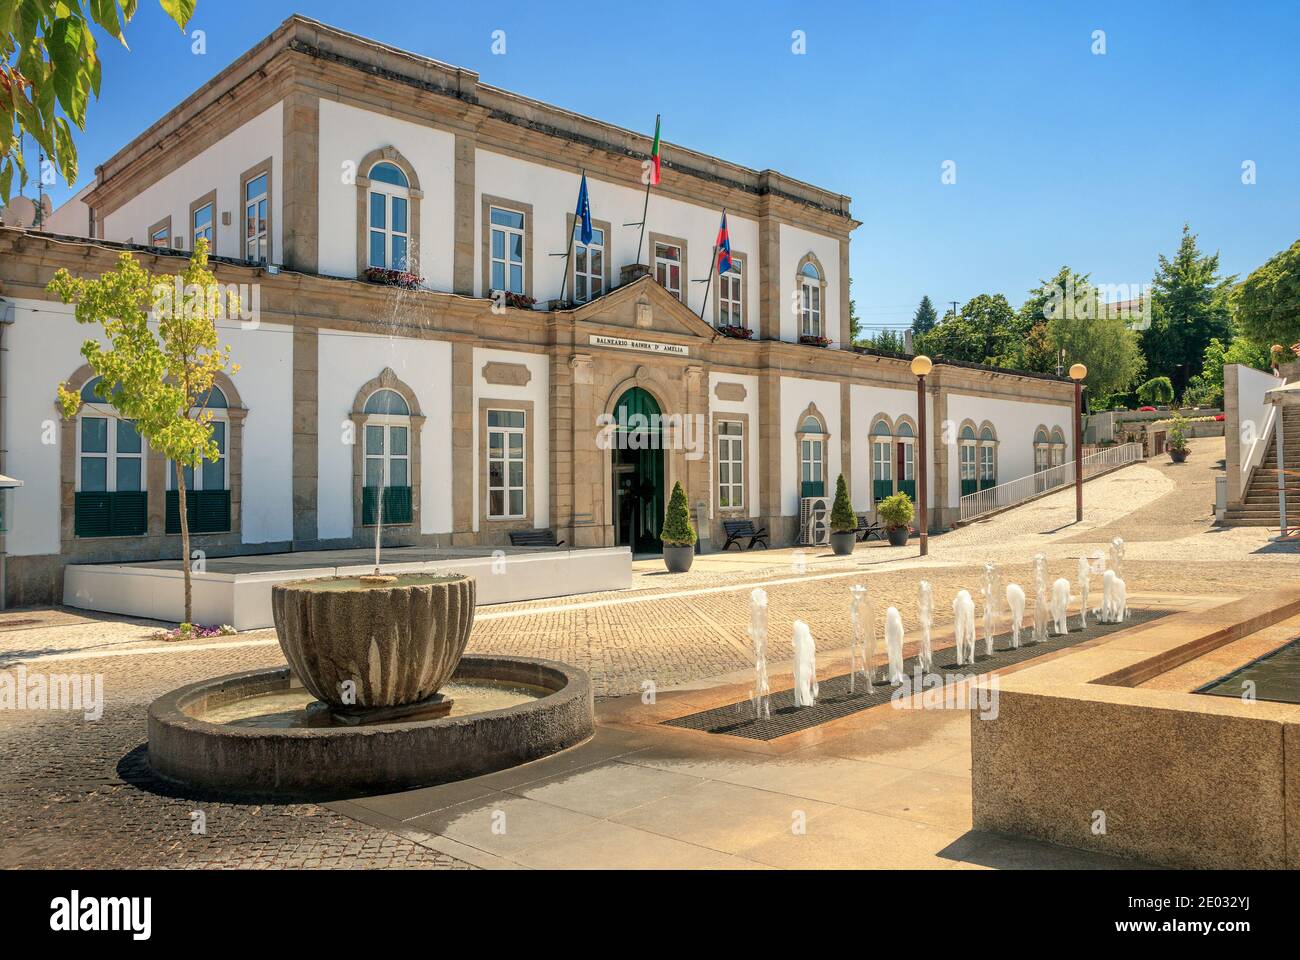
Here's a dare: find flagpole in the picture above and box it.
[698,208,725,322]
[558,168,585,306]
[634,114,659,268]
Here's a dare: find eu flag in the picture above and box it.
[575,173,593,245]
[715,212,732,274]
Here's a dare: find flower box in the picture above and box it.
[363,267,422,289]
[717,324,753,340]
[799,334,832,347]
[492,290,537,310]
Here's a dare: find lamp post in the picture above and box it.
[1069,363,1088,523]
[911,354,933,556]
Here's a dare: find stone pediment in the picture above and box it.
[568,274,720,340]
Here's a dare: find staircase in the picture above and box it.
[1223,405,1300,526]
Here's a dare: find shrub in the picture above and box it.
[661,481,697,547]
[1136,376,1174,406]
[830,473,856,533]
[1166,413,1190,453]
[877,491,914,530]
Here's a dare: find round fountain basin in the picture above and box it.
[147,655,593,798]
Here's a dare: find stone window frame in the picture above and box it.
[59,364,247,545]
[648,231,689,303]
[189,189,217,252]
[977,419,999,483]
[713,412,749,515]
[713,249,748,329]
[349,368,425,535]
[355,146,424,278]
[957,418,981,483]
[795,401,830,497]
[868,413,896,498]
[1033,424,1052,473]
[478,398,535,534]
[797,251,828,338]
[894,413,919,488]
[481,194,534,300]
[240,156,273,265]
[147,215,172,249]
[1049,425,1067,467]
[564,212,613,304]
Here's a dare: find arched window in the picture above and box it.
[896,420,916,501]
[1033,426,1052,487]
[799,261,823,338]
[367,161,410,271]
[797,411,827,498]
[1050,427,1067,467]
[978,424,997,490]
[870,419,893,503]
[166,385,232,534]
[959,424,978,497]
[363,388,412,525]
[74,377,147,537]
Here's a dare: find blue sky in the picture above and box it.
[29,0,1300,331]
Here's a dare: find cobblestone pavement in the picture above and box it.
[0,437,1292,868]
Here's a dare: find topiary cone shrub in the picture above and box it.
[830,473,856,533]
[661,480,697,547]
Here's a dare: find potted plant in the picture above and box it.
[717,324,753,340]
[363,266,423,289]
[799,334,832,347]
[877,492,914,546]
[661,481,697,573]
[1166,414,1190,463]
[829,473,856,556]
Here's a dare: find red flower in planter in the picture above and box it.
[717,324,753,340]
[1139,405,1156,412]
[799,334,832,347]
[1214,414,1225,421]
[363,267,423,289]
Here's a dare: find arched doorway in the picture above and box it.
[611,387,665,554]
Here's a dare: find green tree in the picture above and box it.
[914,295,1017,365]
[847,277,862,343]
[830,473,855,533]
[1183,335,1272,408]
[1233,238,1300,350]
[1136,376,1174,406]
[911,295,938,336]
[1143,224,1235,396]
[660,480,696,547]
[1044,273,1145,401]
[50,238,238,624]
[2,1,198,204]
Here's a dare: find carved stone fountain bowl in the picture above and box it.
[271,573,475,710]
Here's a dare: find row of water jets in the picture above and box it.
[750,538,1130,718]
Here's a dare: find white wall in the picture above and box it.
[472,347,551,531]
[780,376,841,516]
[1233,364,1283,483]
[708,372,760,519]
[780,223,842,346]
[317,99,456,291]
[227,321,293,544]
[47,183,94,237]
[101,102,283,261]
[316,331,453,539]
[473,149,762,325]
[946,393,1074,504]
[849,383,937,511]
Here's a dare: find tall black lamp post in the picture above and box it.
[911,354,933,556]
[1069,363,1088,523]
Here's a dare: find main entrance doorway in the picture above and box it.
[611,387,665,555]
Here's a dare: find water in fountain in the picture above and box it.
[1077,556,1091,629]
[1006,582,1026,647]
[885,607,906,684]
[953,589,976,665]
[1051,577,1071,634]
[981,562,999,657]
[792,619,818,707]
[1032,553,1049,643]
[917,580,934,673]
[849,584,869,692]
[749,588,771,719]
[1109,536,1125,580]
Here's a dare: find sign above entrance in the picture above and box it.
[589,334,689,357]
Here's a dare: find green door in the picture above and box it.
[612,388,665,555]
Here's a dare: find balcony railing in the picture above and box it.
[958,442,1144,522]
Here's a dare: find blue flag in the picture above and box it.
[575,173,593,245]
[715,212,732,275]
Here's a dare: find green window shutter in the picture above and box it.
[363,485,412,526]
[167,489,231,534]
[75,492,113,537]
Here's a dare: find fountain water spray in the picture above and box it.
[792,619,818,707]
[749,588,771,719]
[1006,583,1026,647]
[952,589,976,665]
[1077,556,1091,629]
[849,584,869,692]
[981,562,999,656]
[1101,570,1128,623]
[1051,578,1071,635]
[1032,554,1049,643]
[917,581,934,673]
[884,607,906,685]
[1109,537,1125,580]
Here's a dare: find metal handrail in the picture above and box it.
[959,442,1144,522]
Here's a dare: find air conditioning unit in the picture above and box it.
[799,495,832,546]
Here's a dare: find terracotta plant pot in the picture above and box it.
[887,526,910,547]
[272,573,475,710]
[663,544,694,573]
[830,531,856,556]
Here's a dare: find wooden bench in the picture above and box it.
[855,514,886,543]
[722,519,769,551]
[508,529,566,548]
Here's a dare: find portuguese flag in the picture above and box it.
[649,114,662,186]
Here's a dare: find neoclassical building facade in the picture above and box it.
[0,17,1076,605]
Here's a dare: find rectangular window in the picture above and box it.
[487,409,526,519]
[78,416,144,493]
[573,225,604,303]
[655,242,682,300]
[718,259,743,327]
[192,203,213,247]
[150,224,170,247]
[490,207,526,294]
[717,420,743,509]
[244,172,269,263]
[801,282,822,336]
[368,191,409,270]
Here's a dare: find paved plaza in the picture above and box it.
[1,438,1294,869]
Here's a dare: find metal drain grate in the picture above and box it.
[664,608,1169,741]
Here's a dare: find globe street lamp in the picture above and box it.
[911,354,933,556]
[1069,363,1088,523]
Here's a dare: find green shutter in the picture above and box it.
[363,485,412,526]
[166,489,231,534]
[76,491,147,538]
